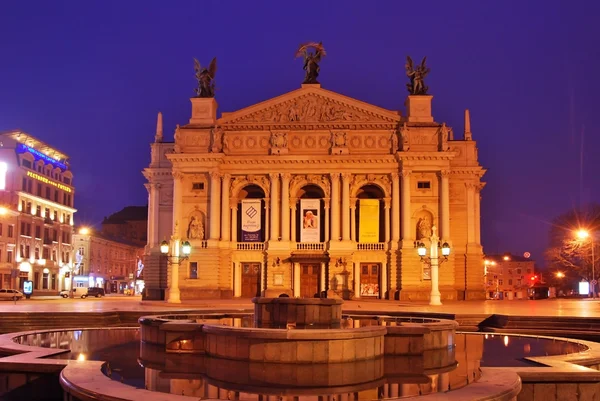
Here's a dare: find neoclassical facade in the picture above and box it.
[143,83,485,302]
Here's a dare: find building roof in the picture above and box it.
[0,130,70,164]
[74,230,143,249]
[102,205,148,224]
[485,253,535,263]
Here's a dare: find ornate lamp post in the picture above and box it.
[415,226,450,306]
[160,236,192,304]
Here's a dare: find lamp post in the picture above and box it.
[416,225,450,306]
[160,237,192,303]
[577,229,595,298]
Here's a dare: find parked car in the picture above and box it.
[60,287,88,299]
[0,289,23,300]
[86,287,105,297]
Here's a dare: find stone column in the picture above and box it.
[439,170,450,240]
[230,204,238,243]
[391,173,400,242]
[144,183,161,248]
[209,171,221,240]
[172,172,184,233]
[353,262,361,299]
[324,199,330,242]
[341,173,352,241]
[290,199,297,242]
[293,262,300,297]
[264,201,270,242]
[466,183,476,243]
[381,262,387,299]
[320,262,326,292]
[330,173,340,241]
[221,174,231,241]
[269,173,280,241]
[281,173,291,241]
[350,198,357,242]
[401,171,412,240]
[475,184,483,244]
[384,198,391,243]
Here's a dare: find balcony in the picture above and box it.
[356,243,386,251]
[236,243,264,251]
[296,243,325,251]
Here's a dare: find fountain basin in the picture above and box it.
[252,297,343,328]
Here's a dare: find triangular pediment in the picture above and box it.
[218,85,400,126]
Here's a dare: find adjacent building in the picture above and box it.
[143,70,486,302]
[484,253,536,300]
[73,228,144,294]
[0,130,76,294]
[101,205,148,247]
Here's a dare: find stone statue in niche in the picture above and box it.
[416,217,432,240]
[390,132,399,153]
[399,122,410,151]
[187,216,204,240]
[210,128,223,153]
[439,123,451,151]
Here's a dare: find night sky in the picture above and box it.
[1,0,599,266]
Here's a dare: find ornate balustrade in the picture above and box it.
[356,243,386,251]
[236,243,265,251]
[296,242,325,251]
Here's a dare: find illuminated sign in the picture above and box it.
[23,281,33,295]
[0,162,6,190]
[17,144,67,170]
[26,171,72,193]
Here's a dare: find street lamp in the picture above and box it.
[160,237,192,304]
[576,229,595,297]
[415,225,450,306]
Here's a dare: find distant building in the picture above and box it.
[73,228,144,294]
[484,253,536,300]
[101,206,147,246]
[0,130,76,294]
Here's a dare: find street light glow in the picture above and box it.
[78,227,90,235]
[577,229,590,240]
[556,272,565,278]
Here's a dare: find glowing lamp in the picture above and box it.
[78,227,90,235]
[181,241,192,256]
[441,242,451,257]
[417,242,427,257]
[160,240,169,254]
[577,230,590,240]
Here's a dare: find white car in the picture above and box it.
[59,288,88,299]
[0,289,23,300]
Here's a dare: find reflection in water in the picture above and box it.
[14,324,588,399]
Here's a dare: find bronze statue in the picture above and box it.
[194,57,217,98]
[405,56,430,95]
[295,42,326,84]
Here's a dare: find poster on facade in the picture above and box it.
[359,199,380,243]
[300,199,320,242]
[241,199,262,242]
[361,283,380,297]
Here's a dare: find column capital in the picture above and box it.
[269,173,280,181]
[221,173,232,182]
[465,182,477,190]
[401,170,411,178]
[475,182,486,193]
[209,170,221,180]
[384,197,391,208]
[172,171,185,181]
[281,172,292,182]
[438,169,451,178]
[324,198,330,208]
[330,172,340,181]
[230,198,238,208]
[341,172,352,181]
[391,172,400,180]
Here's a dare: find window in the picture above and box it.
[508,279,513,285]
[43,248,49,259]
[45,188,50,199]
[527,268,532,274]
[27,180,32,193]
[498,279,503,285]
[42,272,49,289]
[54,190,58,202]
[44,208,49,218]
[22,177,27,190]
[22,159,32,168]
[51,274,56,290]
[64,177,71,185]
[517,269,521,274]
[517,279,522,286]
[0,223,3,236]
[25,245,30,258]
[37,183,42,196]
[8,225,13,238]
[53,211,58,221]
[34,247,40,259]
[7,250,12,263]
[192,182,205,190]
[26,202,31,214]
[34,272,39,290]
[189,262,198,279]
[35,225,41,239]
[417,181,431,189]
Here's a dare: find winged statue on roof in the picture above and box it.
[405,56,430,95]
[194,57,217,98]
[295,42,326,84]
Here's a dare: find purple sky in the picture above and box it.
[1,0,599,265]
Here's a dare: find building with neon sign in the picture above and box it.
[0,130,76,294]
[142,71,486,302]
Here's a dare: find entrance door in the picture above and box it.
[360,263,380,297]
[300,264,320,298]
[241,263,261,298]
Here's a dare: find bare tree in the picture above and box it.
[545,203,600,281]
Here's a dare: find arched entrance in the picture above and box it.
[355,184,385,298]
[294,184,326,298]
[236,184,265,298]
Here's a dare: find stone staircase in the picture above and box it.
[479,315,600,341]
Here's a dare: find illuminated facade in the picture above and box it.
[73,230,144,294]
[143,83,486,301]
[484,253,536,300]
[0,131,76,294]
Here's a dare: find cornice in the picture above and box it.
[220,122,398,131]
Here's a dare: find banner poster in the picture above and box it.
[359,199,380,243]
[241,199,262,242]
[300,199,320,243]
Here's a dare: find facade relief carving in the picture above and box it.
[159,187,174,204]
[438,123,451,151]
[186,208,205,240]
[210,127,223,153]
[351,174,391,197]
[229,175,270,198]
[330,131,349,155]
[231,94,374,124]
[415,211,434,240]
[289,174,330,198]
[270,131,289,155]
[399,123,410,151]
